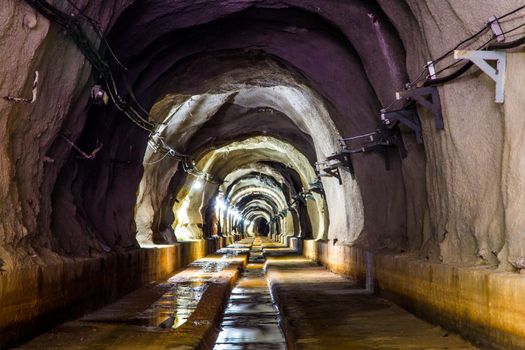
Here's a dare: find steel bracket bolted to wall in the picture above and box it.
[396,86,444,130]
[381,106,423,144]
[453,50,506,103]
[308,178,325,196]
[315,159,343,185]
[316,149,356,184]
[338,128,407,171]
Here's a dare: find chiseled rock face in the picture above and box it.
[380,0,525,269]
[1,0,525,272]
[0,0,131,265]
[0,2,49,266]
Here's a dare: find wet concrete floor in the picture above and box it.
[16,249,248,349]
[17,237,478,350]
[214,238,286,350]
[266,254,478,350]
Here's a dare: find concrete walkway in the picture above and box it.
[265,253,477,350]
[214,238,286,350]
[17,237,478,350]
[17,248,248,350]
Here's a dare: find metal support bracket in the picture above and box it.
[4,71,39,104]
[316,161,342,185]
[327,152,355,175]
[61,134,103,160]
[308,178,325,196]
[396,86,444,129]
[339,128,407,171]
[315,151,354,185]
[294,193,307,205]
[381,106,423,144]
[453,50,506,103]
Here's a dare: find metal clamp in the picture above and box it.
[488,16,505,43]
[427,61,437,79]
[90,84,109,106]
[454,50,506,103]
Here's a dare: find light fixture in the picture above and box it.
[215,198,225,211]
[192,178,203,190]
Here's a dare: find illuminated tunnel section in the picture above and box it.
[4,1,525,349]
[41,1,411,258]
[164,136,327,242]
[134,54,366,245]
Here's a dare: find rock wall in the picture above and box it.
[0,0,135,265]
[380,0,525,268]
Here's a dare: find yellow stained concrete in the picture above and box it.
[266,254,476,350]
[0,238,227,348]
[304,240,525,349]
[16,249,249,350]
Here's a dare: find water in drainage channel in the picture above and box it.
[214,238,287,350]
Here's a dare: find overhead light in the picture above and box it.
[192,178,203,190]
[215,198,225,211]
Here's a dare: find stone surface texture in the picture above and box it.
[2,0,525,349]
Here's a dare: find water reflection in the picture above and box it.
[214,237,287,350]
[125,281,207,328]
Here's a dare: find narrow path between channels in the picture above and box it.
[214,237,287,350]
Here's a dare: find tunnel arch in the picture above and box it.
[166,136,331,241]
[43,0,422,261]
[134,50,369,245]
[5,2,525,348]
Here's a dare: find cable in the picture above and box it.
[490,34,525,49]
[143,151,170,165]
[431,26,490,65]
[24,0,154,132]
[64,0,127,70]
[423,61,473,86]
[501,21,525,36]
[496,4,525,21]
[407,4,525,90]
[425,28,525,86]
[406,26,490,88]
[426,32,496,81]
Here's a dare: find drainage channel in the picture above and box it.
[213,237,287,350]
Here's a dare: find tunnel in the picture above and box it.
[1,0,525,349]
